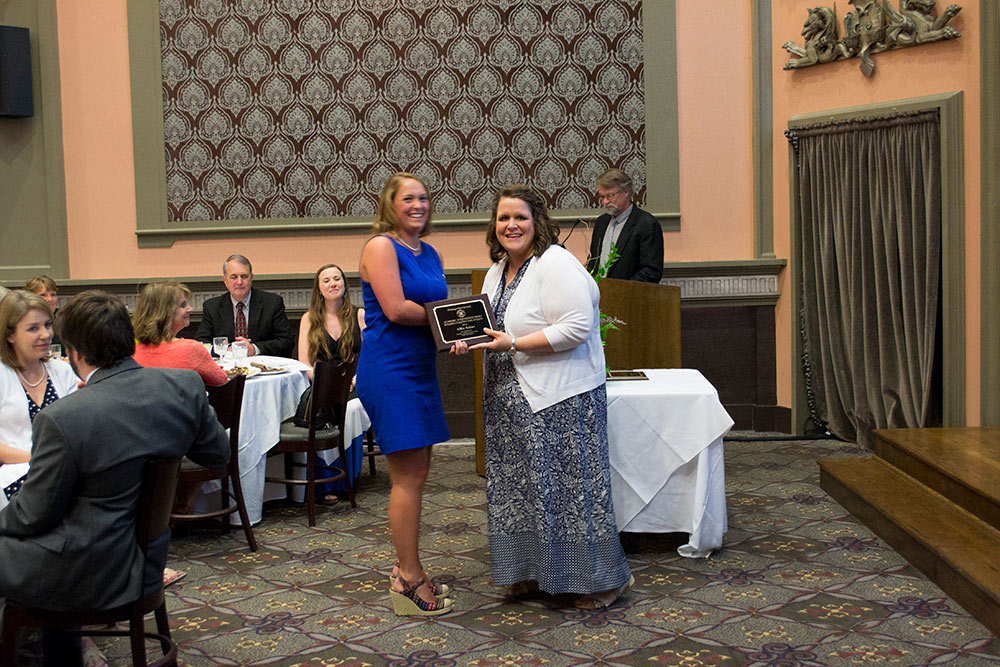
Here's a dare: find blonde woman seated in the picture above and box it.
[297,264,365,377]
[24,274,60,345]
[0,292,78,497]
[132,281,227,386]
[23,275,59,313]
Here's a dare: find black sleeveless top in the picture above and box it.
[316,310,362,364]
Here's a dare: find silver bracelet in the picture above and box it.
[509,336,517,354]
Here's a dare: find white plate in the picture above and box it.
[253,368,288,377]
[227,366,261,378]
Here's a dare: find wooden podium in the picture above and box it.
[472,273,681,475]
[598,278,681,371]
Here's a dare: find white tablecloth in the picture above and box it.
[207,355,372,522]
[209,355,310,525]
[607,368,733,557]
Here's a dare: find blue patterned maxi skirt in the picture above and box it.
[483,351,632,594]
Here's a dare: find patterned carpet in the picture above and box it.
[84,439,999,666]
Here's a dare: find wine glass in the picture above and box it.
[49,344,61,359]
[213,337,228,358]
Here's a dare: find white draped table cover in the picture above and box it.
[606,368,733,557]
[210,355,309,525]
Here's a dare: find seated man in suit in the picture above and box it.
[0,291,228,659]
[196,254,294,357]
[586,168,664,283]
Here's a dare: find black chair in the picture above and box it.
[364,427,383,476]
[266,358,358,526]
[1,458,182,667]
[171,374,257,551]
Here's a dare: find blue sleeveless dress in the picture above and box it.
[356,236,449,453]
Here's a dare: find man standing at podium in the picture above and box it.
[586,169,664,283]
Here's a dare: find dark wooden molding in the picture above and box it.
[981,0,1000,425]
[752,0,776,259]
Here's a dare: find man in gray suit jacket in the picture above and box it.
[196,254,293,357]
[586,168,664,283]
[0,291,229,615]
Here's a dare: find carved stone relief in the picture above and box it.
[782,0,961,77]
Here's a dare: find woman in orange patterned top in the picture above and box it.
[132,281,227,386]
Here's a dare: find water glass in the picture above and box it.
[213,337,228,358]
[232,340,249,363]
[49,344,61,359]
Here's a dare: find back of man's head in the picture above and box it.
[57,291,135,369]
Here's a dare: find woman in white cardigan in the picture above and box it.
[0,292,78,498]
[452,185,633,609]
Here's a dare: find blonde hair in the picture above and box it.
[306,264,358,364]
[133,281,192,345]
[24,275,57,294]
[371,172,434,237]
[0,291,54,370]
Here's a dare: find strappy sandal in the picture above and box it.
[390,561,452,598]
[573,575,635,610]
[389,575,454,616]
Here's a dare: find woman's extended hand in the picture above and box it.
[450,328,513,355]
[473,328,513,352]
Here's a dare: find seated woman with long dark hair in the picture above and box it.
[297,263,365,503]
[297,263,365,376]
[132,281,227,386]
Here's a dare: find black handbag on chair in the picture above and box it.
[292,386,336,429]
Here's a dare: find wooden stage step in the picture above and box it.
[875,427,1000,531]
[820,452,1000,636]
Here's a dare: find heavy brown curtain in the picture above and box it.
[787,110,941,448]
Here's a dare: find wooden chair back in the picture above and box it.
[136,457,182,552]
[174,373,257,551]
[206,374,246,461]
[311,357,358,439]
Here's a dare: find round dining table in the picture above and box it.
[200,355,369,524]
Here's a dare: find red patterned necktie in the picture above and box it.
[235,301,247,339]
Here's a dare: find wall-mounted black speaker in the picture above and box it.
[0,25,33,118]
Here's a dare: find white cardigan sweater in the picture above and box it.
[0,358,79,454]
[482,244,606,413]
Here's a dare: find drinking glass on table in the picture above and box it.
[232,340,249,363]
[213,336,228,358]
[49,344,61,359]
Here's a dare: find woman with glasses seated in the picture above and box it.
[132,281,227,386]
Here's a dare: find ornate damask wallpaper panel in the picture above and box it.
[159,0,646,223]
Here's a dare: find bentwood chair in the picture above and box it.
[364,427,383,476]
[266,357,358,526]
[171,374,257,551]
[1,458,182,667]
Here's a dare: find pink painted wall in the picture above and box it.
[770,2,981,423]
[55,1,755,280]
[672,2,754,261]
[58,2,981,422]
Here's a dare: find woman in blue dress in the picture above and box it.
[452,185,633,609]
[356,173,452,616]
